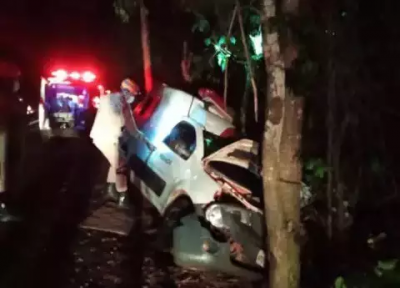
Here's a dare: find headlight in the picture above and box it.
[205,204,225,229]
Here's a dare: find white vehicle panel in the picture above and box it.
[145,117,218,214]
[141,87,194,145]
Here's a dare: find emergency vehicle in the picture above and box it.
[38,68,104,138]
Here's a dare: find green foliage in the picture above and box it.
[191,14,210,33]
[334,276,347,288]
[217,52,228,71]
[304,158,329,182]
[375,259,398,274]
[190,5,263,74]
[333,259,400,288]
[188,2,326,97]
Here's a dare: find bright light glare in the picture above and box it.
[250,30,263,56]
[26,105,34,115]
[47,77,71,85]
[51,69,68,80]
[70,72,80,79]
[82,71,96,82]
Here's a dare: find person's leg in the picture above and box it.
[90,93,129,208]
[115,156,127,193]
[107,160,117,184]
[104,142,129,208]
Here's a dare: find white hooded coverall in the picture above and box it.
[90,93,127,192]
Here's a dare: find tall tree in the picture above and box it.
[261,0,303,287]
[114,0,153,92]
[139,0,153,93]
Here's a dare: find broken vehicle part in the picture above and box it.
[172,213,263,281]
[204,203,264,270]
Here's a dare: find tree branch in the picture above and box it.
[237,0,258,122]
[223,4,239,107]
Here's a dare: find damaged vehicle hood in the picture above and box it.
[203,139,259,172]
[203,139,261,195]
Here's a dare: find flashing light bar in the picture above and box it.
[82,71,96,82]
[50,69,97,83]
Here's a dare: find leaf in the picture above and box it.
[220,57,227,72]
[217,52,224,67]
[230,36,236,45]
[217,52,228,72]
[192,18,210,33]
[315,166,326,179]
[218,36,227,46]
[334,276,347,288]
[204,38,212,46]
[377,259,398,271]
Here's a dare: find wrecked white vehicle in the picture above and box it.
[116,84,266,279]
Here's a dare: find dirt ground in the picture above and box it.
[64,229,242,288]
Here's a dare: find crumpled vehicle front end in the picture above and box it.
[172,138,265,280]
[172,211,264,281]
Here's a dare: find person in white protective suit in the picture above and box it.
[90,78,140,208]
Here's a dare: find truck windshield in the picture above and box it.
[46,84,86,100]
[203,130,238,158]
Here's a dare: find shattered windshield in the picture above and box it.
[203,129,239,158]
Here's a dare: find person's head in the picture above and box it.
[121,78,140,95]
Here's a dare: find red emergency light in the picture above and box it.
[81,71,96,82]
[50,69,97,83]
[70,72,80,79]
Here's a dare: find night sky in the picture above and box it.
[0,0,399,101]
[0,0,190,90]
